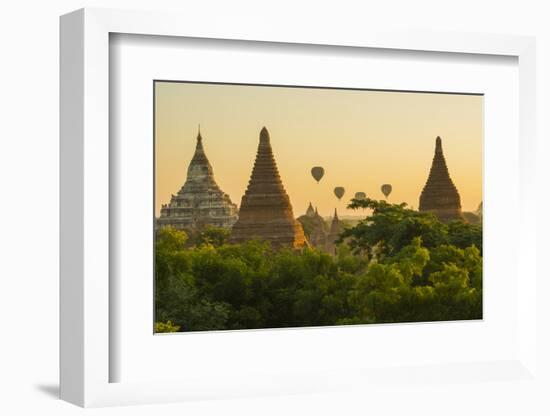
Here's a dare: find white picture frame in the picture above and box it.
[60,7,538,408]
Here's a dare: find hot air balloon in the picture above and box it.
[381,184,392,199]
[311,166,325,183]
[354,192,366,200]
[334,187,345,200]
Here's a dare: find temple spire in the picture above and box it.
[306,202,315,217]
[329,209,341,235]
[188,128,211,178]
[260,126,270,144]
[197,124,202,141]
[230,127,306,248]
[419,136,463,222]
[326,208,343,254]
[435,135,442,153]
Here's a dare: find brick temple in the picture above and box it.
[230,127,307,248]
[419,136,464,222]
[156,130,238,231]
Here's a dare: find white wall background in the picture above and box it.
[1,1,548,415]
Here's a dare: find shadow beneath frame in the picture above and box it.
[34,383,59,399]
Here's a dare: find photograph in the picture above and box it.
[154,81,483,333]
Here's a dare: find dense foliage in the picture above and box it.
[154,320,180,333]
[341,198,482,257]
[155,199,482,332]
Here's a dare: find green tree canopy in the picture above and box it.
[340,198,482,258]
[154,200,482,332]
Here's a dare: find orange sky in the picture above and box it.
[155,82,482,218]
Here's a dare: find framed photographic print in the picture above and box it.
[60,8,540,409]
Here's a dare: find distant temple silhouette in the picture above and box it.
[326,208,344,254]
[306,202,315,217]
[297,204,344,253]
[230,127,307,248]
[156,129,238,231]
[298,203,327,249]
[419,136,464,222]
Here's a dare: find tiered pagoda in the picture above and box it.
[156,130,238,231]
[419,136,464,222]
[230,127,307,248]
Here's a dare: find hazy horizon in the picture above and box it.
[155,82,483,218]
